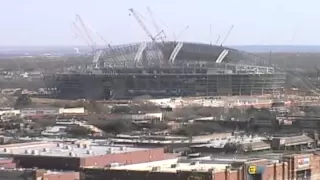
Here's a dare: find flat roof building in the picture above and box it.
[80,152,320,180]
[0,141,169,170]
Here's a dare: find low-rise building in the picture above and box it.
[59,107,86,116]
[20,107,59,118]
[105,112,163,121]
[0,141,169,171]
[0,109,20,117]
[80,152,320,180]
[41,126,67,136]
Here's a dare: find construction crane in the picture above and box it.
[220,25,234,46]
[74,14,118,68]
[75,14,97,51]
[215,36,221,45]
[129,8,164,42]
[74,14,111,48]
[72,21,92,48]
[146,7,166,42]
[82,21,111,48]
[174,26,189,42]
[146,7,161,36]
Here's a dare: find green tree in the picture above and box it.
[66,126,93,136]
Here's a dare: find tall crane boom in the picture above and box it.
[75,14,97,50]
[221,25,234,46]
[72,21,92,48]
[129,8,155,42]
[146,7,161,35]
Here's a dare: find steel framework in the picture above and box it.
[44,42,285,100]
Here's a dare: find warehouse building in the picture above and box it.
[20,107,86,118]
[0,141,169,171]
[20,107,59,118]
[271,134,315,150]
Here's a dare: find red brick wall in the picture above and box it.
[42,172,79,180]
[261,163,288,180]
[296,154,320,179]
[213,162,287,180]
[0,162,16,168]
[0,158,13,164]
[311,154,320,175]
[81,148,166,167]
[294,154,312,170]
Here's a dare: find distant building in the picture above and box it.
[81,153,320,180]
[59,107,86,116]
[20,108,59,118]
[105,112,163,121]
[0,109,20,117]
[19,107,86,118]
[41,126,67,136]
[0,141,169,171]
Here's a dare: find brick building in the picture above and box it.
[0,158,16,168]
[0,168,79,180]
[80,153,320,180]
[0,141,169,171]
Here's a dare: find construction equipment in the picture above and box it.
[72,21,92,48]
[221,25,234,46]
[129,8,165,42]
[75,14,97,51]
[146,7,166,41]
[174,26,189,42]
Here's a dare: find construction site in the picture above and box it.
[43,9,286,100]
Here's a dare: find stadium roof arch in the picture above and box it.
[93,41,267,67]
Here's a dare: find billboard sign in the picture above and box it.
[297,157,310,169]
[248,165,257,175]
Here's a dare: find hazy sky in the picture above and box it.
[1,0,320,46]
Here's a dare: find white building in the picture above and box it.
[20,108,59,117]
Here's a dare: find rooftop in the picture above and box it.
[191,135,266,148]
[100,158,229,172]
[0,141,148,158]
[273,134,314,146]
[94,154,281,173]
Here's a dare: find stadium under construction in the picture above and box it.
[44,41,286,100]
